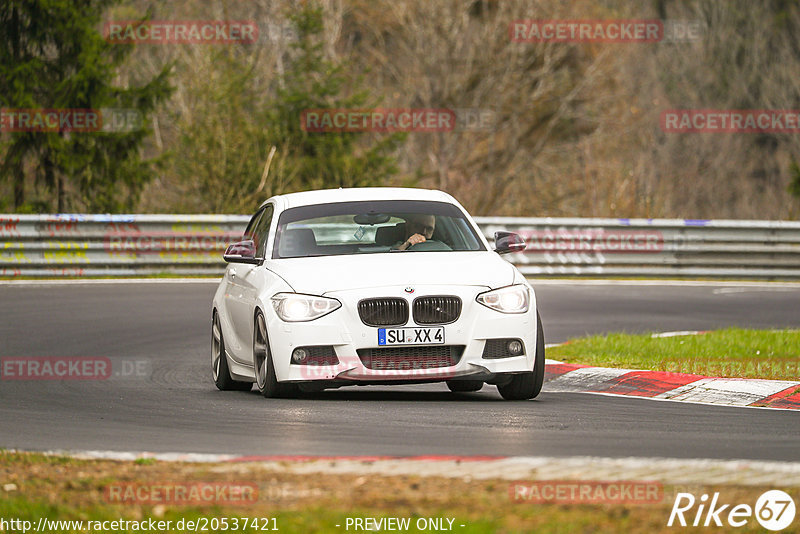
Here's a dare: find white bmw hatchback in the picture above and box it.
[211,187,545,400]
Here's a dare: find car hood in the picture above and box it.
[266,252,515,295]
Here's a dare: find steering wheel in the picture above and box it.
[406,239,452,252]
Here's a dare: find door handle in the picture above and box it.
[228,268,236,280]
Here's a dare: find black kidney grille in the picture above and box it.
[357,346,465,370]
[413,296,462,324]
[358,298,408,327]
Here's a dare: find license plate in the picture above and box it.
[378,327,445,345]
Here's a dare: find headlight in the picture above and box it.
[271,293,341,322]
[476,284,530,314]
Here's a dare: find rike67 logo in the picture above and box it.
[668,490,796,531]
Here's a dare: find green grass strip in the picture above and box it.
[548,328,800,380]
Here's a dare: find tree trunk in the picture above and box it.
[57,174,65,213]
[13,166,24,210]
[43,154,63,212]
[10,6,24,210]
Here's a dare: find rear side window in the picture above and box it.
[242,204,274,259]
[243,208,265,241]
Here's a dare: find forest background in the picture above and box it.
[2,0,800,220]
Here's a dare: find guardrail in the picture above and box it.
[0,214,248,278]
[1,214,799,279]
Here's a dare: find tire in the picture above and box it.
[446,380,484,392]
[497,312,545,400]
[253,311,298,398]
[211,312,252,391]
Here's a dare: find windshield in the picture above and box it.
[272,200,485,259]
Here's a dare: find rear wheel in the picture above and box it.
[497,312,545,400]
[211,312,252,391]
[446,380,484,392]
[253,311,298,398]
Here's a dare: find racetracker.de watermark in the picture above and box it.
[300,108,497,133]
[510,19,703,43]
[301,108,456,133]
[661,110,800,133]
[0,108,142,133]
[510,20,661,43]
[104,232,241,254]
[655,358,800,379]
[295,352,459,381]
[105,482,258,506]
[510,480,663,504]
[103,20,258,44]
[0,357,151,381]
[516,229,664,253]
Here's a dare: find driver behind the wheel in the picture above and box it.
[393,214,436,250]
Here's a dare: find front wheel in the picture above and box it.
[497,312,545,400]
[253,311,298,398]
[211,312,252,391]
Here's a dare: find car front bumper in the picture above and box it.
[265,284,539,383]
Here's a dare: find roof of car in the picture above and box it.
[267,187,457,210]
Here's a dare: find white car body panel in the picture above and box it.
[265,252,514,295]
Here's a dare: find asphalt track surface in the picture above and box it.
[0,280,798,460]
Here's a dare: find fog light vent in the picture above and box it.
[290,346,338,366]
[482,339,525,359]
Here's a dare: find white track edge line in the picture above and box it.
[565,390,800,412]
[12,449,800,471]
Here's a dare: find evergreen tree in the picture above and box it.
[267,5,404,193]
[171,4,404,213]
[0,0,171,212]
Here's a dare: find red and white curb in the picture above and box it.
[18,450,800,487]
[544,363,800,410]
[544,330,800,410]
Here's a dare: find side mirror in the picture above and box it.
[223,240,260,264]
[494,231,526,255]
